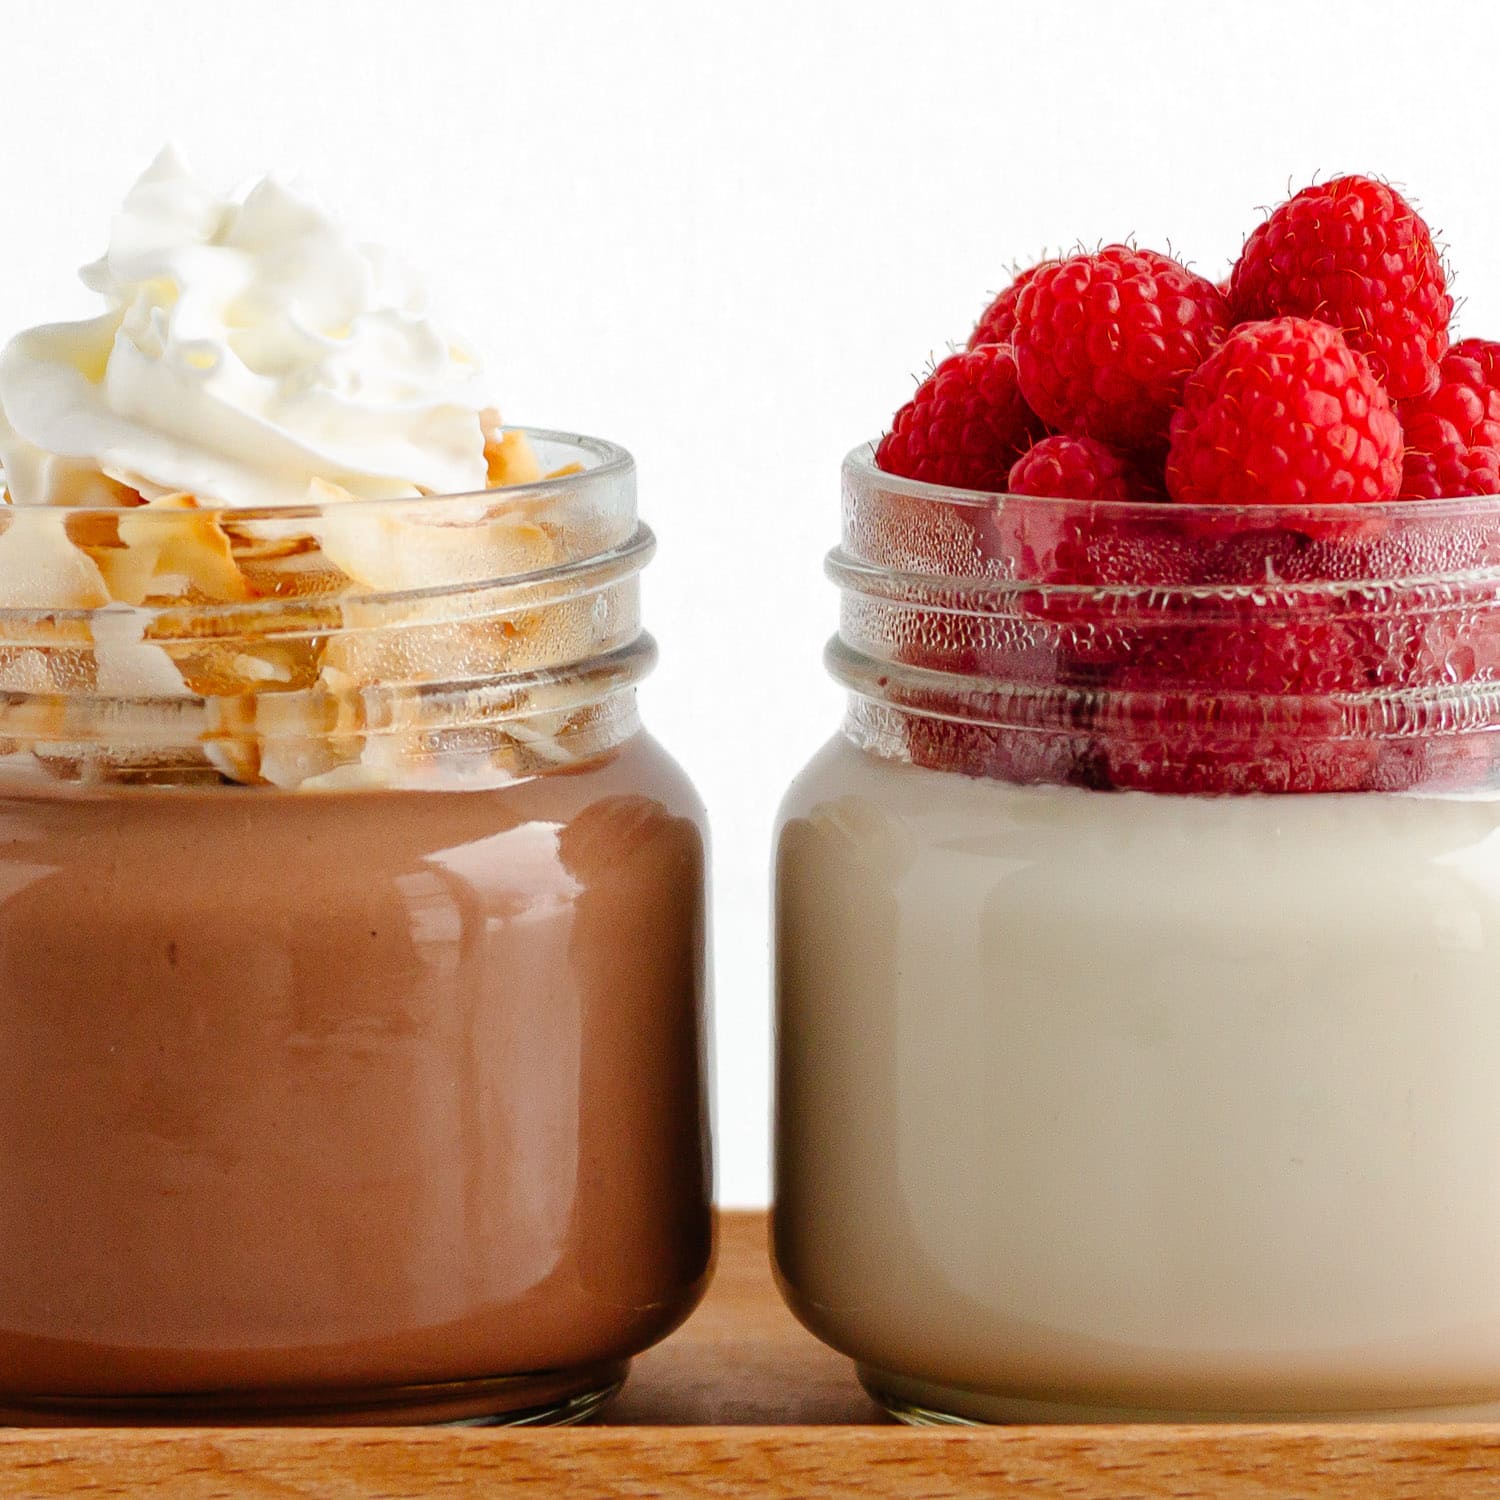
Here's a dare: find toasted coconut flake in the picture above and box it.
[481,411,543,488]
[0,510,112,609]
[104,494,253,605]
[0,436,623,788]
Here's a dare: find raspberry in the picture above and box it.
[990,503,1199,591]
[1400,441,1500,500]
[1228,175,1451,400]
[1007,434,1147,502]
[1397,338,1500,497]
[900,493,1500,795]
[875,344,1047,491]
[903,718,1111,790]
[1399,338,1500,453]
[1166,317,1403,505]
[967,262,1052,350]
[1131,599,1392,697]
[1098,737,1386,796]
[1012,245,1228,450]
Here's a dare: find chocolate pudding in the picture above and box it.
[0,155,715,1423]
[0,733,711,1423]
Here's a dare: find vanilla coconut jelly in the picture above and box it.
[772,450,1500,1423]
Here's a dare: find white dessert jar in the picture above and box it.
[773,446,1500,1423]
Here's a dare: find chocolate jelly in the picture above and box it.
[0,432,712,1423]
[0,733,711,1423]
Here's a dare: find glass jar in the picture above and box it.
[773,446,1500,1424]
[0,431,712,1425]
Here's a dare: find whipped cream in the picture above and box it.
[0,147,490,509]
[0,151,622,794]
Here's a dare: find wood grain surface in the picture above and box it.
[608,1205,884,1424]
[3,1211,1500,1498]
[7,1422,1500,1498]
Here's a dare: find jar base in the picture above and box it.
[858,1365,1500,1425]
[0,1362,627,1427]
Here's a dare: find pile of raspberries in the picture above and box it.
[875,175,1495,508]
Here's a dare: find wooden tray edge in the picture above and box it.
[5,1422,1500,1498]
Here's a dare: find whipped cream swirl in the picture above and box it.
[0,147,490,508]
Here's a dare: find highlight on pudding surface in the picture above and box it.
[0,147,601,790]
[860,173,1500,797]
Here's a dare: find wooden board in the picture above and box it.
[607,1206,882,1425]
[4,1211,1500,1498]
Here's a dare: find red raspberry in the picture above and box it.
[1228,175,1452,400]
[1166,317,1404,505]
[1400,441,1500,499]
[1399,338,1500,453]
[901,496,1500,795]
[991,502,1200,592]
[1397,338,1500,497]
[967,262,1052,350]
[875,344,1047,491]
[1098,737,1386,796]
[1007,434,1147,502]
[903,718,1112,791]
[1012,245,1228,450]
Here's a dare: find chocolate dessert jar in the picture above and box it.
[773,447,1500,1424]
[0,432,711,1424]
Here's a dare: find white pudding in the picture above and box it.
[774,734,1500,1421]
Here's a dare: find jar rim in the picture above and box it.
[844,442,1500,525]
[6,428,635,527]
[0,428,643,630]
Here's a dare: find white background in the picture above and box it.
[6,0,1500,1204]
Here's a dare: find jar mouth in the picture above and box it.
[845,442,1500,523]
[835,443,1500,796]
[0,430,640,630]
[11,430,633,526]
[840,444,1500,596]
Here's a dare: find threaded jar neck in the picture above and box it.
[0,430,654,791]
[830,446,1500,795]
